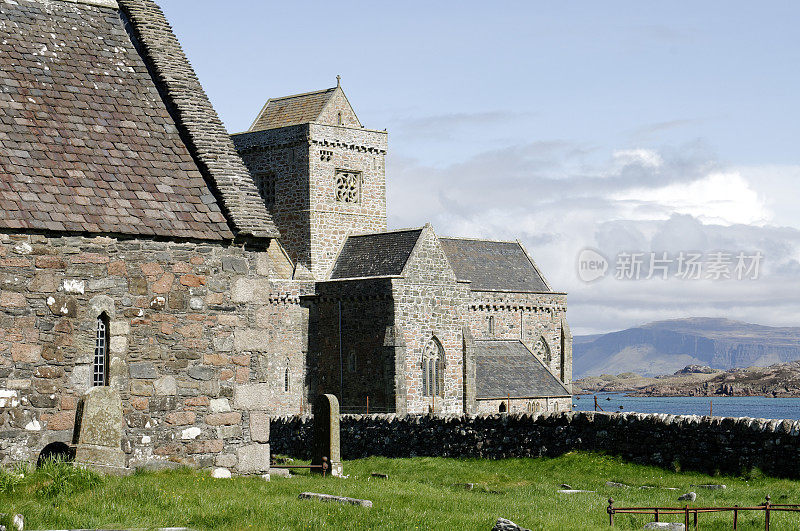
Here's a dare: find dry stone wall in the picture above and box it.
[0,233,312,474]
[272,411,800,478]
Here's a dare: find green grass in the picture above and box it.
[2,453,800,530]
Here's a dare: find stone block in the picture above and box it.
[46,294,77,317]
[154,375,177,396]
[165,411,196,425]
[235,443,270,474]
[217,425,243,439]
[215,453,237,468]
[129,380,153,397]
[222,256,248,273]
[188,365,215,381]
[209,398,231,413]
[129,362,158,379]
[187,439,223,454]
[250,411,270,443]
[643,524,685,530]
[234,383,270,411]
[234,329,270,351]
[205,412,241,426]
[11,343,42,363]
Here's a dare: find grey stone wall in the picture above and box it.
[271,411,800,478]
[392,227,471,414]
[307,278,398,414]
[232,123,388,280]
[469,291,570,386]
[0,233,312,474]
[475,397,571,415]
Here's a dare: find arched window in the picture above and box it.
[533,336,551,365]
[337,111,342,125]
[488,316,495,337]
[422,337,444,397]
[347,350,356,373]
[93,313,110,386]
[284,361,290,392]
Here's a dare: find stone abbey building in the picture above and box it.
[0,0,571,473]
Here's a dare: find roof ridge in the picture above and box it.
[347,227,424,238]
[117,0,278,239]
[267,87,337,102]
[29,0,119,8]
[440,236,520,244]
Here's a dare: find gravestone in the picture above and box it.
[312,394,342,477]
[73,386,127,474]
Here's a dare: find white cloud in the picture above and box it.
[386,141,800,335]
[611,171,771,226]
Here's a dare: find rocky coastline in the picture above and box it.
[575,362,800,398]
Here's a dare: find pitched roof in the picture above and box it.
[329,229,423,279]
[249,88,337,131]
[0,0,278,240]
[475,340,570,399]
[439,238,551,292]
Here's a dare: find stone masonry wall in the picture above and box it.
[308,278,397,414]
[308,123,388,279]
[394,227,470,414]
[233,123,388,280]
[0,232,312,474]
[232,126,311,273]
[272,411,800,478]
[469,291,570,385]
[475,396,571,415]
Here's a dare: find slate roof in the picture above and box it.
[475,340,570,399]
[249,88,337,131]
[0,0,278,240]
[439,238,550,292]
[329,229,423,279]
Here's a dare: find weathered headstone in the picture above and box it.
[73,386,126,474]
[312,394,342,477]
[298,492,372,507]
[678,492,696,502]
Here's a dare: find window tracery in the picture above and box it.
[334,170,361,203]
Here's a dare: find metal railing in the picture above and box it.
[607,496,800,529]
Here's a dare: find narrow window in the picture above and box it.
[93,313,110,386]
[422,337,444,397]
[256,172,275,206]
[337,111,342,125]
[499,402,506,413]
[347,350,356,373]
[284,365,290,392]
[488,316,495,336]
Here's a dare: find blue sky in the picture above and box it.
[162,1,800,334]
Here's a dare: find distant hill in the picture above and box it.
[573,318,800,378]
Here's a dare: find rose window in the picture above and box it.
[335,170,361,203]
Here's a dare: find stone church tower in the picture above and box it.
[233,80,388,279]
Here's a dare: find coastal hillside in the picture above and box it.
[575,362,800,397]
[574,318,800,377]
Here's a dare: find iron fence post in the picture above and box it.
[765,495,771,530]
[607,498,614,527]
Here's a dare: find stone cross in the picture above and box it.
[312,394,342,477]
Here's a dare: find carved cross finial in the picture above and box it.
[336,74,341,87]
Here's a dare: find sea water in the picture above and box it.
[572,392,800,421]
